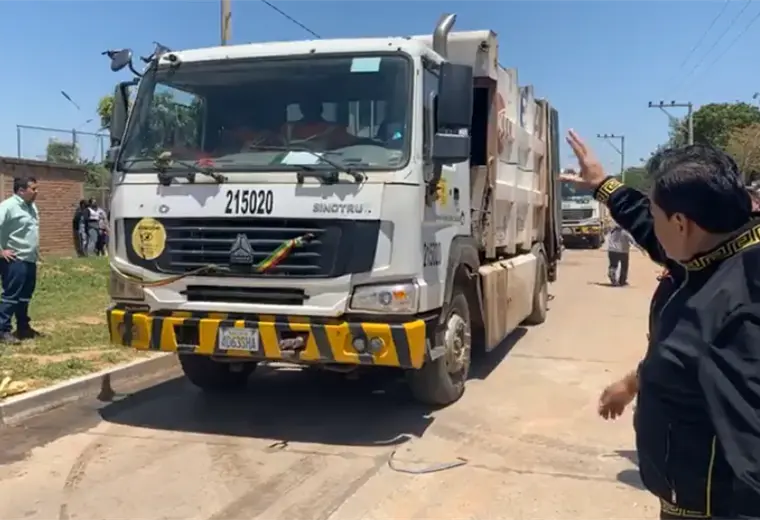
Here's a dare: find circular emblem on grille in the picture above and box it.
[158,204,170,214]
[132,218,167,260]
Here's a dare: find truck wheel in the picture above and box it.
[524,250,548,325]
[179,354,256,393]
[589,236,602,249]
[407,289,472,407]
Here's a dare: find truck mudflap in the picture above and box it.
[106,307,434,369]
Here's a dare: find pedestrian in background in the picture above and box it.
[95,205,109,256]
[605,223,632,286]
[85,198,106,256]
[72,199,88,257]
[0,177,42,345]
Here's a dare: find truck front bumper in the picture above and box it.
[562,225,602,238]
[106,307,434,369]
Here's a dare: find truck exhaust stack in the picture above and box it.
[433,13,456,58]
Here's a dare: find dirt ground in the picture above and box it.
[0,249,663,520]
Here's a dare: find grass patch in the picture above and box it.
[0,256,148,395]
[32,256,111,321]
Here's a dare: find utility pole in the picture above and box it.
[596,133,626,182]
[221,0,231,45]
[647,100,694,145]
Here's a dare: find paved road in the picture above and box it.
[0,249,662,520]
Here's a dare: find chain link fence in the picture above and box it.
[16,125,108,164]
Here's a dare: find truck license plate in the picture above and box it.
[218,327,260,352]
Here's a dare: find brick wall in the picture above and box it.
[0,157,85,256]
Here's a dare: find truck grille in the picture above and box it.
[181,286,307,305]
[562,209,593,221]
[124,218,379,278]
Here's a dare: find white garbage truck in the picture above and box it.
[103,13,562,405]
[560,171,610,249]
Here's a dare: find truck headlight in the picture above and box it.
[109,269,145,301]
[349,282,418,314]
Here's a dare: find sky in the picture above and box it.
[1,0,760,171]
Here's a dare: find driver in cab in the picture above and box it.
[282,100,355,149]
[216,111,282,154]
[168,111,279,160]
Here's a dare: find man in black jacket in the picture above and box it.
[563,130,760,519]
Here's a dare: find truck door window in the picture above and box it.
[422,64,439,161]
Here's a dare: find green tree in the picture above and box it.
[669,102,760,149]
[81,160,110,187]
[725,122,760,181]
[46,140,79,164]
[622,166,651,193]
[45,141,109,187]
[97,95,114,129]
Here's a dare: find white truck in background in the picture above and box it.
[560,172,609,249]
[103,13,562,406]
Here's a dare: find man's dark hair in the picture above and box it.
[13,177,36,194]
[648,144,751,233]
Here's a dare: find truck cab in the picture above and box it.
[560,175,608,249]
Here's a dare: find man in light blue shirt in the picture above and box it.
[0,177,41,344]
[606,223,633,286]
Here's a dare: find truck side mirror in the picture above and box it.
[431,133,470,164]
[110,80,135,146]
[431,62,473,165]
[437,62,473,129]
[109,49,134,73]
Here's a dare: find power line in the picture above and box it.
[693,7,760,86]
[260,0,321,39]
[674,0,752,93]
[596,133,626,178]
[677,0,730,70]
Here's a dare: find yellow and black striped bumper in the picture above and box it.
[106,308,432,369]
[565,226,601,236]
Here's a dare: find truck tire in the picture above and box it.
[407,289,472,407]
[179,354,256,393]
[524,249,548,325]
[589,235,602,249]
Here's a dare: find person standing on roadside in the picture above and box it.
[72,199,88,257]
[95,204,109,256]
[0,177,42,345]
[85,199,105,256]
[606,223,632,286]
[563,130,760,519]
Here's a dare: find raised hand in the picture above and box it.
[562,129,608,189]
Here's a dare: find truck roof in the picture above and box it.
[159,30,500,80]
[159,37,430,66]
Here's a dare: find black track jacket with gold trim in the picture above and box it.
[594,176,760,518]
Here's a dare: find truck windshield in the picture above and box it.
[561,181,595,200]
[120,54,411,173]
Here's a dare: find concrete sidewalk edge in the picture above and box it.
[0,353,177,427]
